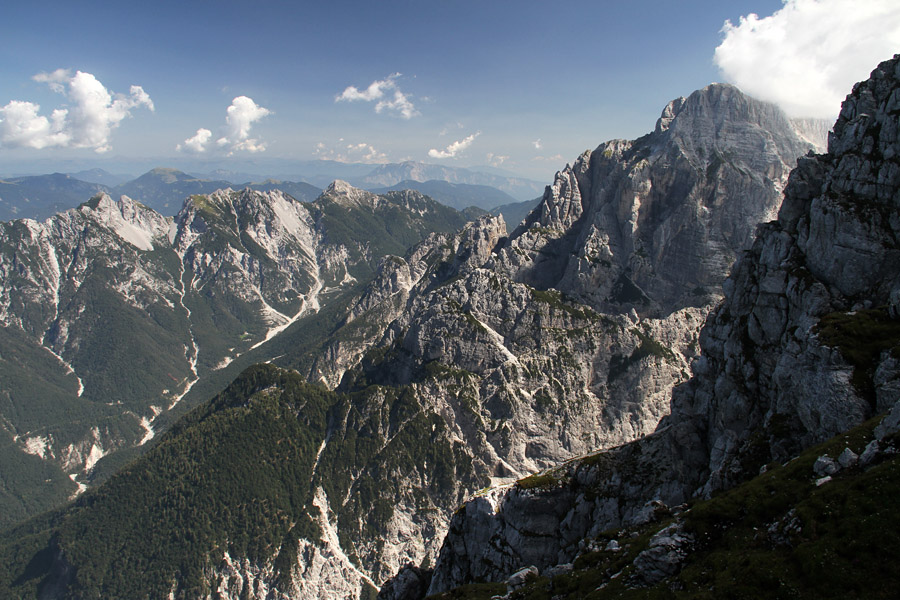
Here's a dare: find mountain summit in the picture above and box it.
[502,82,819,316]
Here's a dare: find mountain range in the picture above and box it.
[0,182,471,528]
[0,54,895,600]
[0,162,546,224]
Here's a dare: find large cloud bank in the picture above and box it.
[0,69,153,153]
[714,0,900,119]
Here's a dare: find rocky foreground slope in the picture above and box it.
[413,54,900,599]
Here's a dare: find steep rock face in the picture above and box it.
[424,55,900,596]
[247,85,821,596]
[672,55,900,493]
[294,213,707,481]
[497,83,817,316]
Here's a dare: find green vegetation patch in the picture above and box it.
[0,365,333,599]
[816,307,900,402]
[516,469,564,492]
[426,582,507,600]
[423,360,476,382]
[530,288,599,321]
[608,329,675,383]
[816,307,900,399]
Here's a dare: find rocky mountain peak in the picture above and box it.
[673,53,900,495]
[654,96,686,134]
[146,167,187,183]
[499,84,819,316]
[75,192,172,251]
[323,179,380,208]
[662,83,812,173]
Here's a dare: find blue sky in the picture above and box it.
[2,0,898,181]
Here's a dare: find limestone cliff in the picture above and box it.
[497,83,816,317]
[422,55,900,597]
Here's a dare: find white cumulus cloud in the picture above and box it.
[336,73,419,119]
[178,96,271,155]
[532,139,542,150]
[0,69,153,153]
[336,73,400,102]
[714,0,900,119]
[375,90,418,119]
[428,132,480,159]
[176,128,212,154]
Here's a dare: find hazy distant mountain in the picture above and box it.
[489,196,542,228]
[0,173,109,221]
[369,179,518,211]
[356,161,544,201]
[284,160,385,188]
[111,167,235,214]
[192,169,269,184]
[240,179,321,202]
[67,168,135,187]
[111,168,323,214]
